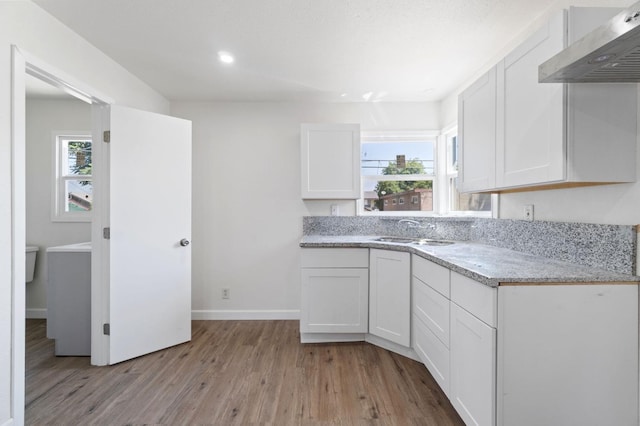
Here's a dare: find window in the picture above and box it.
[442,126,494,215]
[361,131,436,214]
[360,129,493,216]
[53,133,93,222]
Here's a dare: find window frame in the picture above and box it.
[441,125,496,218]
[358,128,496,217]
[359,130,438,217]
[51,131,93,222]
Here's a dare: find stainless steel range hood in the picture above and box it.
[539,0,640,83]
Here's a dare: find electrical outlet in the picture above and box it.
[222,288,230,299]
[330,204,339,216]
[523,204,534,221]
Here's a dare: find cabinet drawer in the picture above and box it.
[413,314,450,396]
[451,272,497,327]
[413,277,450,347]
[412,255,450,297]
[301,248,369,268]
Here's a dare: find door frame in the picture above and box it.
[10,47,115,421]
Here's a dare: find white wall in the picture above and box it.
[170,101,439,318]
[25,97,92,317]
[0,2,170,424]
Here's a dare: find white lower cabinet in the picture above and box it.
[300,248,369,340]
[413,314,450,395]
[369,249,411,347]
[450,303,496,426]
[497,284,638,426]
[412,261,498,426]
[449,272,498,426]
[412,255,451,394]
[300,268,368,333]
[302,247,639,426]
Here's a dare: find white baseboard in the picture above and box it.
[25,309,300,320]
[26,308,47,319]
[301,332,366,343]
[27,309,298,321]
[191,309,300,320]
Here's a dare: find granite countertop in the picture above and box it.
[300,235,640,287]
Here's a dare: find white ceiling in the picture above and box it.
[31,0,632,103]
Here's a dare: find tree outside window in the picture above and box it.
[53,133,93,221]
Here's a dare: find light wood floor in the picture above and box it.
[26,319,464,425]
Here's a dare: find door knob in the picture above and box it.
[180,238,190,247]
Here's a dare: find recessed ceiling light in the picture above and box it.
[218,51,235,64]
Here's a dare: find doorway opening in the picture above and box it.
[11,47,114,422]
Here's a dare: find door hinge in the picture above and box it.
[103,130,111,143]
[103,323,110,335]
[103,227,110,239]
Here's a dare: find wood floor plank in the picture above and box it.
[25,319,464,425]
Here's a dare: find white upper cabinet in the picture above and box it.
[459,7,637,192]
[300,123,361,199]
[496,11,565,188]
[458,67,497,192]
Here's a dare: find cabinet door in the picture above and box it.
[300,123,360,199]
[496,11,566,188]
[369,249,410,346]
[458,67,497,193]
[300,268,368,333]
[497,285,638,426]
[450,303,496,426]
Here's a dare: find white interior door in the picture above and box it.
[107,105,192,364]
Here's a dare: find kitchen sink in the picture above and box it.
[375,236,454,246]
